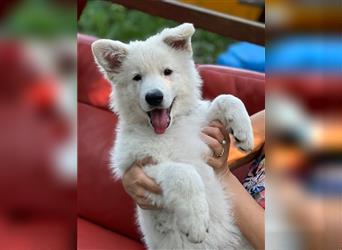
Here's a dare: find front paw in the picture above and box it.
[229,117,254,153]
[213,95,254,152]
[155,221,171,234]
[154,212,173,234]
[177,201,209,244]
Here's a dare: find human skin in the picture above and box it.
[122,110,265,249]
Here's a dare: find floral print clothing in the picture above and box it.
[243,153,265,209]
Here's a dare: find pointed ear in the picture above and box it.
[91,39,128,73]
[161,23,195,53]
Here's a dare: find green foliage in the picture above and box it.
[3,0,75,38]
[78,0,235,64]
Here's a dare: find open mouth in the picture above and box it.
[147,99,175,135]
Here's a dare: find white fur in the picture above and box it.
[92,23,254,250]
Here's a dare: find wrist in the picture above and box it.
[215,164,232,179]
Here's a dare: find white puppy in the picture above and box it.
[92,23,254,250]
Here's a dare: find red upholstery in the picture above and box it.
[78,218,144,250]
[0,215,75,250]
[268,74,342,114]
[0,41,76,249]
[77,34,112,110]
[78,102,141,242]
[199,65,264,116]
[77,33,265,249]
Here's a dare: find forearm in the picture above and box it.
[222,172,265,250]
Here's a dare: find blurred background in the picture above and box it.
[0,0,76,249]
[267,0,342,249]
[78,0,265,71]
[78,1,232,64]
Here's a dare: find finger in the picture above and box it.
[219,126,230,142]
[127,161,162,194]
[207,149,228,166]
[140,176,163,195]
[202,126,225,143]
[134,186,147,199]
[137,198,162,210]
[219,136,230,160]
[122,166,143,197]
[136,157,156,167]
[209,121,230,141]
[209,120,225,129]
[201,133,224,156]
[206,156,222,170]
[209,125,231,157]
[138,204,162,210]
[207,156,230,175]
[200,133,213,145]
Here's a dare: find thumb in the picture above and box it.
[140,175,163,195]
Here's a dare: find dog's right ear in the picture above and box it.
[91,39,128,73]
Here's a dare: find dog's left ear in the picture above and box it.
[162,23,195,53]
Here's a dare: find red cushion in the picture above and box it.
[77,34,112,110]
[78,218,144,250]
[77,102,141,242]
[198,65,265,115]
[269,74,342,114]
[0,215,75,249]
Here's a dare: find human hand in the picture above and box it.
[201,120,231,176]
[122,157,162,210]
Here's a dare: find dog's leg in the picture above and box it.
[207,94,254,152]
[144,162,210,244]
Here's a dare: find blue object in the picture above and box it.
[217,42,265,72]
[267,36,342,73]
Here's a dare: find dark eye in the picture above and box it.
[133,74,142,81]
[164,68,173,76]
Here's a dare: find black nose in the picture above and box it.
[145,89,163,106]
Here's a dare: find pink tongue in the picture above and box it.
[150,109,170,134]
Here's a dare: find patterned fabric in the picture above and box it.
[243,153,265,209]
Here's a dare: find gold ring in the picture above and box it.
[215,147,225,158]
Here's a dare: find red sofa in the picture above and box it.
[0,41,76,249]
[77,33,265,250]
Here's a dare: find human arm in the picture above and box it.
[201,112,265,249]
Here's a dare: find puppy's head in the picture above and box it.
[92,23,202,134]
